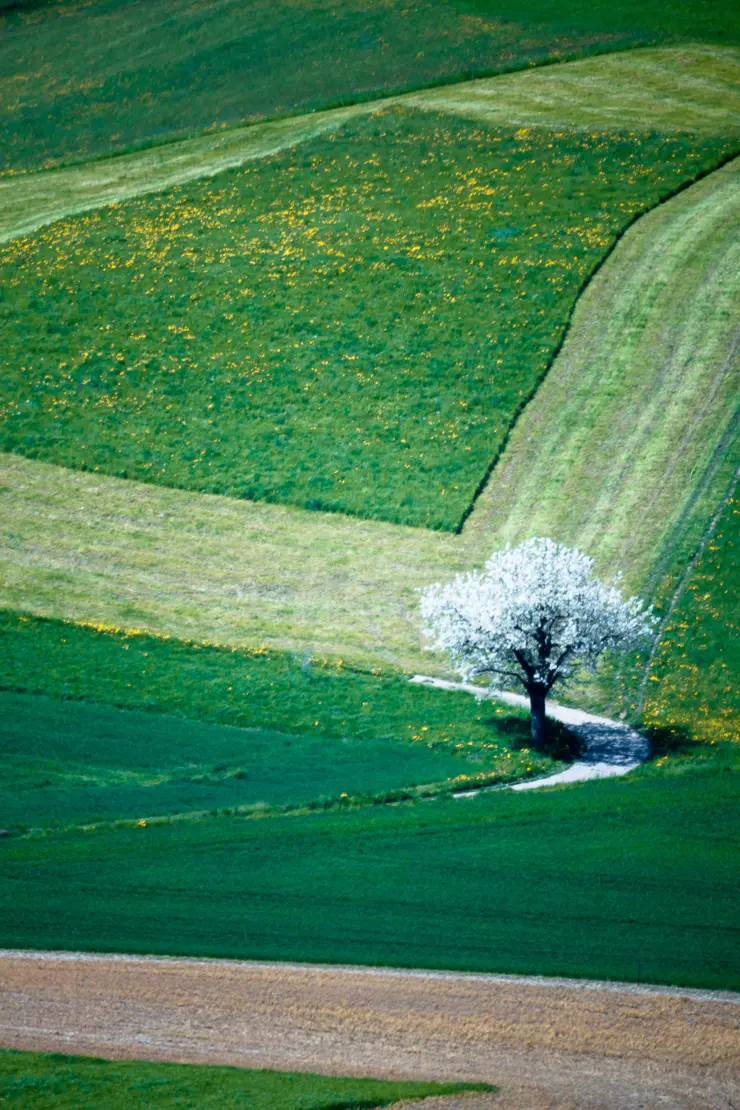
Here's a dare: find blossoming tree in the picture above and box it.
[420,537,656,746]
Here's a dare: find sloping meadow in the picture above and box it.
[0,610,561,831]
[7,0,739,174]
[0,109,735,530]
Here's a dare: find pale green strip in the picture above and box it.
[406,44,740,134]
[1,44,738,247]
[0,451,461,672]
[0,105,384,246]
[464,157,740,593]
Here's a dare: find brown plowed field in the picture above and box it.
[1,951,739,1109]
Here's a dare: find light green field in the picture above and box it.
[0,1050,486,1110]
[2,45,738,246]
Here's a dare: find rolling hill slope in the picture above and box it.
[0,45,737,740]
[2,44,738,246]
[3,0,739,173]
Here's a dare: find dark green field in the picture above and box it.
[0,610,567,828]
[2,740,738,989]
[3,0,739,173]
[0,112,733,528]
[0,1051,487,1110]
[0,689,513,829]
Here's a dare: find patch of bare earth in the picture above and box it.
[1,952,739,1109]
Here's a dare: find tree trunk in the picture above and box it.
[528,685,549,748]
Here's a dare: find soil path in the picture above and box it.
[410,676,649,789]
[2,951,739,1109]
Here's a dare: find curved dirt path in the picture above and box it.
[410,676,648,789]
[1,951,739,1110]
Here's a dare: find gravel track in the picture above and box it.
[2,951,739,1109]
[410,676,649,789]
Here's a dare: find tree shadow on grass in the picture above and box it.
[483,715,586,763]
[643,723,701,759]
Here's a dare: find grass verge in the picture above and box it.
[1,739,738,989]
[0,1050,489,1110]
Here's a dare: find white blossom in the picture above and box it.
[420,537,657,696]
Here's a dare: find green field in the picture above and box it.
[2,739,738,989]
[3,0,740,174]
[0,1051,487,1110]
[1,2,739,1006]
[0,112,733,529]
[0,610,570,831]
[0,688,531,830]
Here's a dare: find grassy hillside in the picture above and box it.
[3,45,738,248]
[0,688,535,830]
[4,0,740,174]
[0,48,737,744]
[2,739,738,989]
[0,1051,486,1110]
[0,111,733,529]
[0,611,566,827]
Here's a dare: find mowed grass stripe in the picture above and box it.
[0,107,379,248]
[2,45,739,248]
[406,43,740,132]
[0,451,460,670]
[465,155,740,594]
